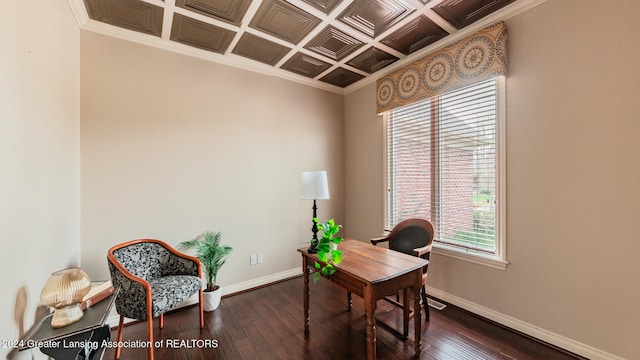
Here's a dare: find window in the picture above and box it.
[385,77,507,269]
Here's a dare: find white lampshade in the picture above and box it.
[301,171,330,200]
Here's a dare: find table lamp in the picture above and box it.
[301,170,330,253]
[40,267,92,328]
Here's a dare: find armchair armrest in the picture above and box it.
[107,258,152,320]
[412,244,432,258]
[371,236,390,246]
[164,249,202,278]
[107,250,152,290]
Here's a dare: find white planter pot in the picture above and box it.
[328,242,338,260]
[203,285,222,312]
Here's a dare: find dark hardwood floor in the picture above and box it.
[104,276,582,360]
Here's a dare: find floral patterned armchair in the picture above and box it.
[107,239,204,360]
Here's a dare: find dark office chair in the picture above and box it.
[371,218,434,321]
[107,239,204,360]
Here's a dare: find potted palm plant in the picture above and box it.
[179,231,233,312]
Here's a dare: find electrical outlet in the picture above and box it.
[250,254,257,265]
[257,253,264,264]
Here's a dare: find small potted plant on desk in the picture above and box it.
[179,231,233,312]
[312,218,343,282]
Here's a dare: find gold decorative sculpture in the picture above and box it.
[40,268,91,328]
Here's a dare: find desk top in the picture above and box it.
[298,239,427,284]
[19,288,118,350]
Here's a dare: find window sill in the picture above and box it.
[432,244,508,271]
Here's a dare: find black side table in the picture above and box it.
[20,288,118,360]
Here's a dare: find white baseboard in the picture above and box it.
[222,268,301,295]
[426,287,625,360]
[106,268,301,327]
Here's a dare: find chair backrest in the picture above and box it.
[387,219,434,260]
[110,240,172,281]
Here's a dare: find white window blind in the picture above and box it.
[386,78,500,254]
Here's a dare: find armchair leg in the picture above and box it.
[199,288,204,329]
[147,310,155,360]
[421,284,430,321]
[115,315,124,360]
[159,314,164,329]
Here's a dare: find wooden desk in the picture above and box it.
[299,239,428,359]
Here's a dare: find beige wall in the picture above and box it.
[344,84,385,237]
[345,1,640,359]
[80,31,344,286]
[0,0,80,358]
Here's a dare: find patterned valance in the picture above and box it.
[376,22,508,114]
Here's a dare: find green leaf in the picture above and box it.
[325,264,336,276]
[314,261,321,269]
[332,250,343,264]
[313,272,320,283]
[321,266,329,277]
[318,252,328,262]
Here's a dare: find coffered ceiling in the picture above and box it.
[66,0,541,93]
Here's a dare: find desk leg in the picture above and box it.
[414,282,422,357]
[402,287,410,339]
[303,256,310,336]
[363,285,376,360]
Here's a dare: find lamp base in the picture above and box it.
[51,303,84,328]
[307,241,318,254]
